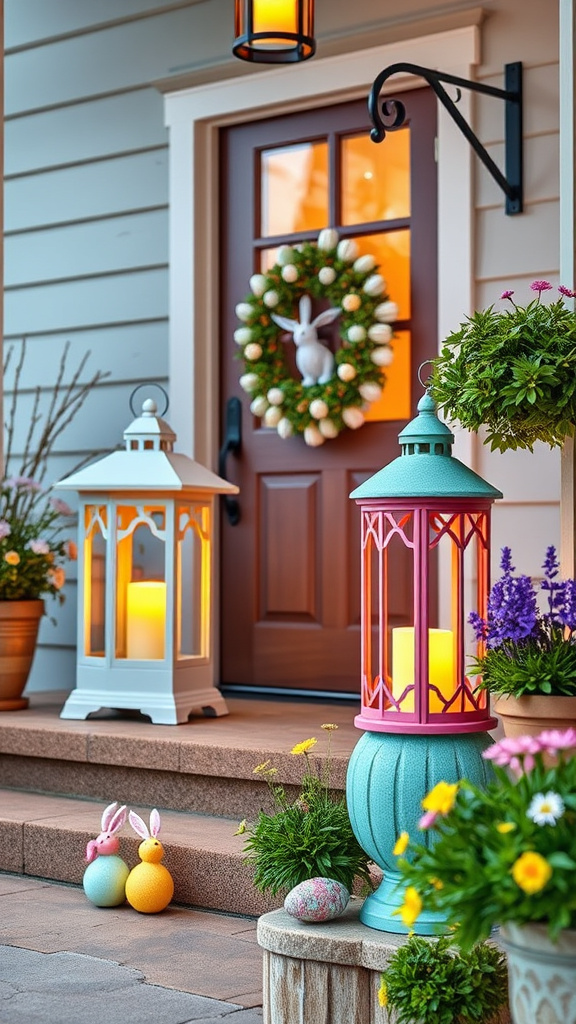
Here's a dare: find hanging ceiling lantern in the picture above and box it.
[233,0,315,64]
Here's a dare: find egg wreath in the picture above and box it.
[235,228,398,446]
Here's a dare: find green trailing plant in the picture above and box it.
[236,726,372,896]
[470,546,576,699]
[378,934,508,1024]
[430,281,576,452]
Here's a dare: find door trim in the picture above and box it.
[164,26,479,675]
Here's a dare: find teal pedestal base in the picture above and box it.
[346,730,493,935]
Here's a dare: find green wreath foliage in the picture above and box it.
[235,231,397,444]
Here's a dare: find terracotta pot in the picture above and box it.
[500,922,576,1024]
[0,600,44,710]
[494,694,576,739]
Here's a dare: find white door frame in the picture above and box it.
[164,25,480,469]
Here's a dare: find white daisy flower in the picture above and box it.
[527,791,565,826]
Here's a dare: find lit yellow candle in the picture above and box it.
[253,0,297,43]
[126,581,166,660]
[392,627,454,712]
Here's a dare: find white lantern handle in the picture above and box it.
[129,383,169,418]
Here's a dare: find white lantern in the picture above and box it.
[57,398,239,725]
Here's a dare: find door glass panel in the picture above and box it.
[341,130,410,225]
[356,231,411,320]
[261,141,328,236]
[364,329,411,423]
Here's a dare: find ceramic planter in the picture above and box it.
[0,600,44,710]
[494,694,576,739]
[500,922,576,1024]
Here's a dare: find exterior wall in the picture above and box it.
[3,0,561,691]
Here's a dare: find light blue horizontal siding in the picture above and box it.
[5,268,168,336]
[6,150,168,231]
[6,4,222,115]
[6,209,168,285]
[5,90,167,175]
[3,324,169,389]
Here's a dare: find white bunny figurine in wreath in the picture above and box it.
[83,801,129,907]
[125,808,174,914]
[272,294,341,386]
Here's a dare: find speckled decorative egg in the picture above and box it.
[284,877,350,923]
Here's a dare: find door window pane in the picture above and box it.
[356,231,411,320]
[261,141,328,236]
[341,130,410,225]
[364,330,411,423]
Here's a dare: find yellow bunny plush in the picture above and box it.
[125,808,174,913]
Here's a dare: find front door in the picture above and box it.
[220,89,437,695]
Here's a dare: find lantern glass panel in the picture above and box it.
[176,503,210,660]
[85,505,107,658]
[115,504,167,661]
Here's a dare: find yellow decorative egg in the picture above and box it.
[125,837,174,913]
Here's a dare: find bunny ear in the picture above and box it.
[150,809,161,837]
[100,801,119,832]
[311,307,341,330]
[86,839,98,863]
[299,294,312,325]
[129,810,150,839]
[271,313,298,334]
[108,804,127,835]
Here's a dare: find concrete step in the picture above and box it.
[0,788,281,917]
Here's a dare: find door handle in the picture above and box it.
[219,396,242,525]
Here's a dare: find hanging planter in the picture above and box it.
[430,281,576,452]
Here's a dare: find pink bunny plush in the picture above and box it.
[125,809,174,914]
[83,801,130,907]
[272,294,340,386]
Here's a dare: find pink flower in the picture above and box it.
[47,566,66,590]
[5,476,42,492]
[418,810,439,830]
[537,728,576,756]
[558,285,576,298]
[530,280,553,293]
[483,735,542,772]
[500,290,515,300]
[50,498,74,517]
[0,520,11,540]
[28,539,50,555]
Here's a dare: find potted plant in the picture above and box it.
[0,341,106,709]
[377,933,508,1024]
[469,545,576,737]
[392,728,576,1023]
[430,281,576,452]
[236,725,372,899]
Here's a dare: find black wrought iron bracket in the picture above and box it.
[368,61,523,215]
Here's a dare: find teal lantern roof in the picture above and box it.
[350,393,503,500]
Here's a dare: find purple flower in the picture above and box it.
[558,285,576,298]
[5,476,42,492]
[500,290,515,300]
[541,546,564,622]
[50,498,74,517]
[484,568,538,648]
[558,579,576,630]
[530,280,553,293]
[0,521,11,540]
[28,539,50,555]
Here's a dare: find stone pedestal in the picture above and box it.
[257,899,512,1024]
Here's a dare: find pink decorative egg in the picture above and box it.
[284,877,350,923]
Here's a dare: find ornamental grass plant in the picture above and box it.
[0,341,106,603]
[430,280,576,452]
[237,725,372,897]
[392,728,576,950]
[470,545,576,698]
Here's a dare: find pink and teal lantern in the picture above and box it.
[346,391,502,933]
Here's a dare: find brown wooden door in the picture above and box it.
[219,89,437,695]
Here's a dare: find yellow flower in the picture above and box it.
[234,819,247,835]
[253,761,271,774]
[393,831,409,857]
[429,877,444,891]
[392,886,422,928]
[511,851,552,895]
[291,738,317,755]
[321,723,338,731]
[497,822,516,834]
[377,977,388,1008]
[4,551,20,566]
[421,781,459,816]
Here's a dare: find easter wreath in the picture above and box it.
[235,228,398,446]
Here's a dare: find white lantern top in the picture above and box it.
[57,399,239,496]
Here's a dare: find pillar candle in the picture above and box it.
[253,0,297,43]
[126,581,166,660]
[391,626,455,712]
